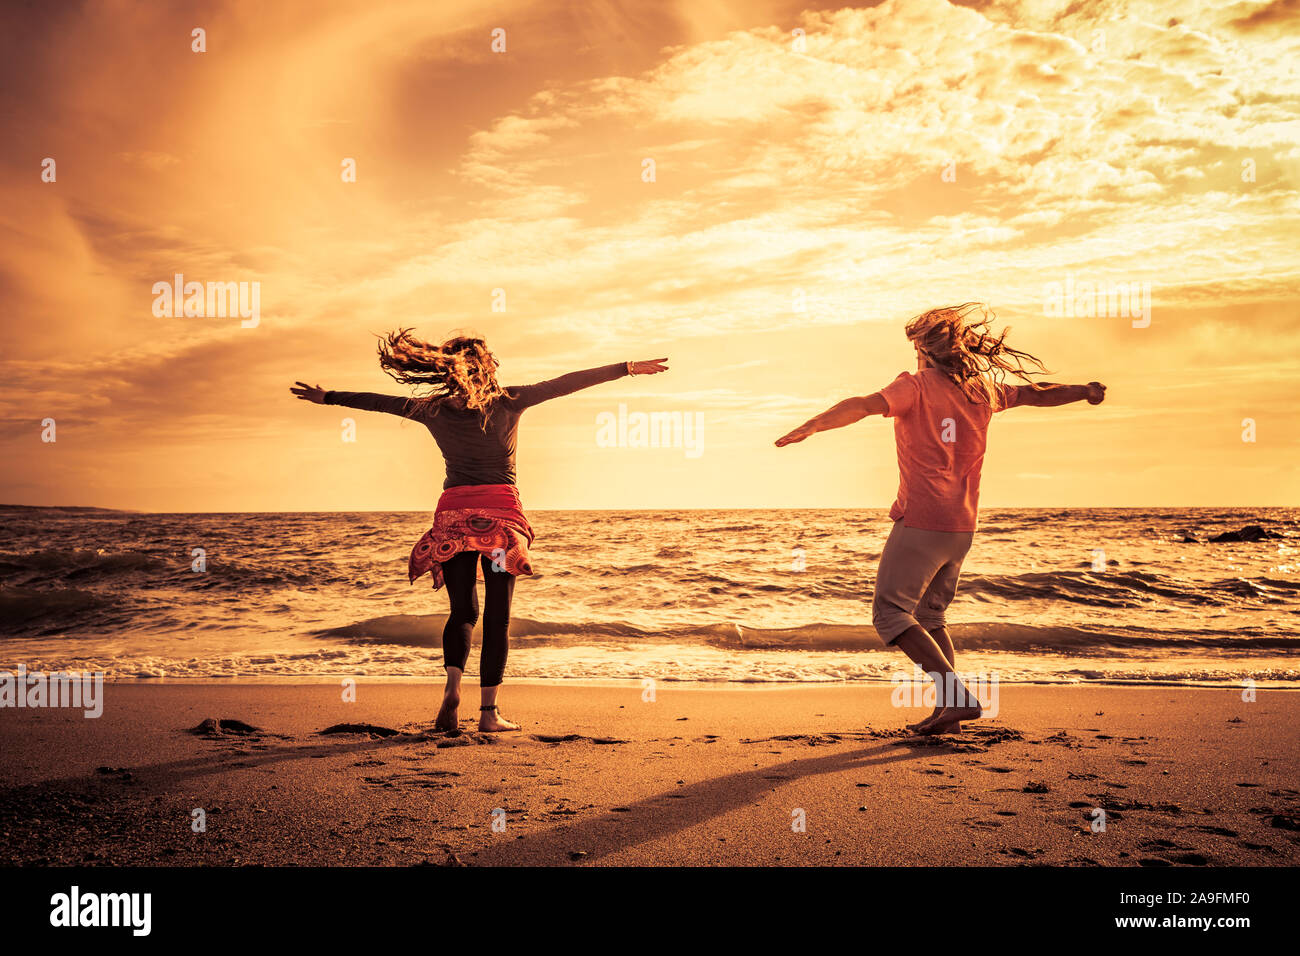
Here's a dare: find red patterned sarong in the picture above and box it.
[409,484,535,590]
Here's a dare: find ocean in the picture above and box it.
[1,506,1297,686]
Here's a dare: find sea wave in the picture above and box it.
[313,614,1300,654]
[0,549,172,577]
[5,507,1297,684]
[957,569,1300,608]
[0,547,362,590]
[0,585,122,630]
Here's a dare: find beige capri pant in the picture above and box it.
[871,519,974,645]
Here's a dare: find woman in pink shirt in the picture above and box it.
[776,304,1106,734]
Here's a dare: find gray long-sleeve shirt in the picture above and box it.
[325,363,628,489]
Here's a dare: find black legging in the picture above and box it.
[439,550,515,687]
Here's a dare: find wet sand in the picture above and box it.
[1,682,1297,866]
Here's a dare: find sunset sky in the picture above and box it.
[1,0,1297,512]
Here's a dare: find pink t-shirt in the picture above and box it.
[878,369,1024,533]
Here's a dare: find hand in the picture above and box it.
[1085,382,1106,405]
[775,423,816,447]
[291,381,327,404]
[629,358,669,375]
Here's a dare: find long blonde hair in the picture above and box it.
[905,303,1047,408]
[377,330,505,417]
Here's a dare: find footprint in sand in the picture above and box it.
[742,734,842,746]
[532,734,628,745]
[1000,846,1041,859]
[1077,808,1124,822]
[319,723,402,738]
[1094,795,1182,814]
[189,718,264,737]
[94,767,135,783]
[436,734,496,748]
[1142,849,1211,866]
[1042,731,1082,748]
[369,771,459,791]
[1193,825,1238,836]
[1139,838,1187,850]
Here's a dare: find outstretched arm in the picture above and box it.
[290,381,416,418]
[510,359,668,409]
[775,393,888,446]
[1015,381,1106,408]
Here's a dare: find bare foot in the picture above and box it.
[918,704,982,736]
[435,693,460,733]
[478,707,520,733]
[906,710,942,732]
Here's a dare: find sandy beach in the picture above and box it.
[1,681,1297,867]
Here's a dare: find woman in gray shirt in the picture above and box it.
[292,330,668,732]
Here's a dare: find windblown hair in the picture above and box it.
[376,330,505,418]
[904,303,1048,408]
